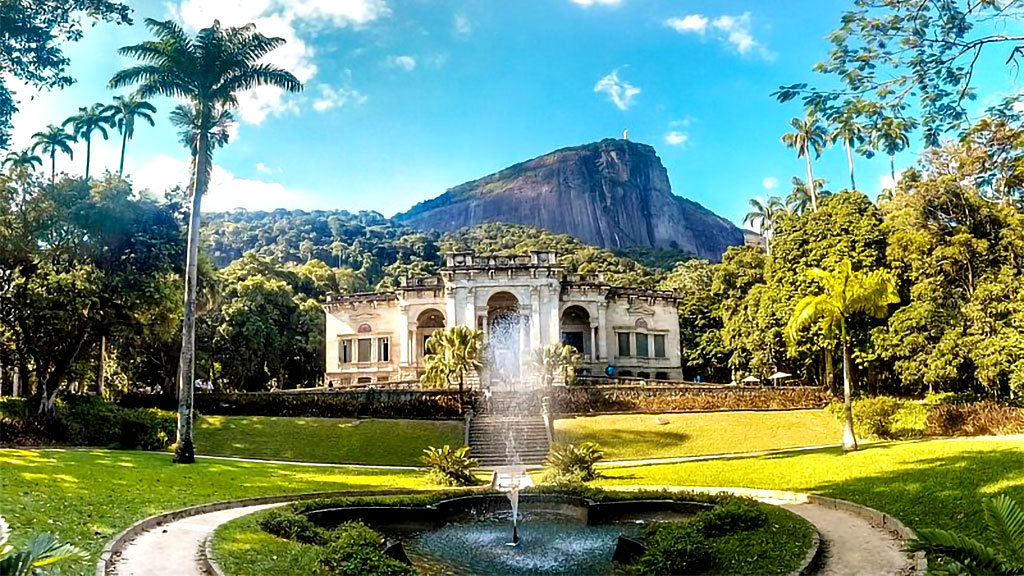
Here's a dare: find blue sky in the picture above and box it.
[8,0,1022,227]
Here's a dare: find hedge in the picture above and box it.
[552,385,832,414]
[0,396,177,450]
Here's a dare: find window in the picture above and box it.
[637,371,651,379]
[655,371,669,380]
[340,339,352,364]
[561,331,584,353]
[617,332,631,357]
[636,333,649,358]
[357,338,371,363]
[654,335,666,358]
[378,337,390,362]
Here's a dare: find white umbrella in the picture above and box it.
[768,372,792,383]
[740,375,760,383]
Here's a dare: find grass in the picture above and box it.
[597,436,1024,540]
[703,504,812,575]
[555,409,839,461]
[195,415,464,466]
[213,511,324,576]
[0,448,432,575]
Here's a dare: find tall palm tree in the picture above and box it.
[830,112,866,191]
[110,18,302,463]
[109,95,157,175]
[743,196,783,254]
[422,326,485,414]
[786,177,830,214]
[31,125,76,184]
[169,102,235,163]
[2,149,43,179]
[530,343,584,387]
[782,112,829,212]
[872,116,917,184]
[786,260,898,451]
[62,103,115,180]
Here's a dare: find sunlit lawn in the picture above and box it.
[0,448,431,575]
[597,436,1024,539]
[195,415,463,465]
[556,409,839,461]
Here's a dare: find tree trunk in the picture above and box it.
[804,146,818,212]
[824,347,835,393]
[118,130,128,175]
[85,136,91,181]
[175,103,212,464]
[458,373,464,416]
[34,332,87,416]
[841,341,858,451]
[97,335,106,398]
[50,152,56,185]
[845,140,856,191]
[890,155,896,184]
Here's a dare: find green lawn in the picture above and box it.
[0,448,431,575]
[555,409,839,461]
[598,437,1024,539]
[195,416,464,465]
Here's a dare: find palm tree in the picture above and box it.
[782,112,829,212]
[62,103,115,180]
[786,260,898,451]
[110,18,302,463]
[109,95,157,175]
[2,149,43,179]
[830,112,866,191]
[31,125,76,184]
[169,102,235,163]
[422,326,485,413]
[908,495,1024,575]
[530,343,584,387]
[872,116,917,184]
[743,196,783,254]
[786,177,830,214]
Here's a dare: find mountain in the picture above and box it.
[395,138,744,261]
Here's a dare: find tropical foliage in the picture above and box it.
[421,445,478,486]
[422,326,485,410]
[544,442,604,483]
[0,516,86,576]
[530,343,584,387]
[908,495,1024,575]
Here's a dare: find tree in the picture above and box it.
[743,196,783,253]
[62,103,115,180]
[168,103,235,156]
[30,125,76,184]
[908,495,1024,575]
[1,150,42,179]
[787,177,830,214]
[871,116,916,185]
[787,260,898,451]
[0,0,130,148]
[109,95,156,175]
[530,343,583,387]
[110,18,303,463]
[774,0,1024,146]
[422,326,484,413]
[830,108,867,191]
[781,113,829,212]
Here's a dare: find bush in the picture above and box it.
[421,445,478,486]
[0,396,177,450]
[926,401,1024,436]
[119,408,176,450]
[554,385,830,414]
[637,523,713,576]
[56,396,122,446]
[0,397,30,420]
[258,509,329,545]
[693,498,767,537]
[544,442,603,482]
[829,397,926,440]
[318,523,414,576]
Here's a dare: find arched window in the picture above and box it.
[635,318,648,329]
[358,323,372,334]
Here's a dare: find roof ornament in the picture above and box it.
[623,127,629,141]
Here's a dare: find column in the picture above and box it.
[398,306,410,364]
[445,286,458,328]
[530,287,542,347]
[590,321,600,362]
[464,287,476,331]
[597,303,608,367]
[546,285,560,348]
[409,322,418,366]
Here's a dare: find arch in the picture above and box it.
[487,291,522,384]
[487,291,519,310]
[357,323,372,333]
[635,318,648,329]
[560,305,592,357]
[417,308,446,328]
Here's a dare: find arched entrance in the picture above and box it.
[560,305,592,358]
[487,292,523,384]
[416,308,445,362]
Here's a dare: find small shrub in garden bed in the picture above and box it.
[421,445,478,486]
[832,397,1023,440]
[544,442,604,484]
[692,498,767,537]
[258,509,329,545]
[0,397,30,419]
[637,522,713,575]
[926,401,1024,436]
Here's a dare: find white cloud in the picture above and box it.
[665,15,708,34]
[312,83,368,112]
[135,154,315,211]
[570,0,622,5]
[594,70,640,111]
[171,0,385,123]
[454,13,471,35]
[256,162,273,174]
[665,131,688,147]
[880,173,900,190]
[387,55,417,71]
[762,176,779,190]
[665,12,772,59]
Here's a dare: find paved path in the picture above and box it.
[108,487,914,576]
[110,503,281,576]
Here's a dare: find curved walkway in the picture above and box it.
[107,487,917,576]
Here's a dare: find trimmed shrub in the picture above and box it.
[318,523,414,576]
[926,402,1024,436]
[0,396,176,450]
[693,498,768,537]
[421,445,478,486]
[554,385,830,414]
[0,397,30,420]
[118,408,176,450]
[544,442,604,483]
[258,509,329,545]
[637,523,713,575]
[829,397,926,440]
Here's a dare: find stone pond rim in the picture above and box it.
[395,138,745,262]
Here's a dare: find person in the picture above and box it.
[483,387,493,411]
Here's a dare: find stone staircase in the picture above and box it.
[468,391,552,468]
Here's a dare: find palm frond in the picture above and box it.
[909,528,1012,575]
[982,494,1024,569]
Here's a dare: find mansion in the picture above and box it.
[322,251,683,386]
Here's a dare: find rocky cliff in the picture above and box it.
[395,139,743,261]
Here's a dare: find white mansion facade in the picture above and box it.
[322,251,683,386]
